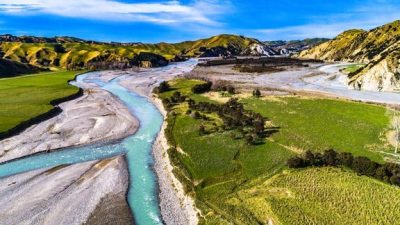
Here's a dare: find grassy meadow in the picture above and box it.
[0,71,81,134]
[158,78,398,224]
[241,96,391,162]
[341,64,365,74]
[238,167,400,225]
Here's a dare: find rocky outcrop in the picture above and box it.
[265,38,329,55]
[241,43,277,56]
[349,51,400,92]
[300,20,400,92]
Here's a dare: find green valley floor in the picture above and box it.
[157,78,399,225]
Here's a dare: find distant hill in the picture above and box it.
[0,34,278,76]
[265,38,329,55]
[0,33,331,77]
[300,20,400,92]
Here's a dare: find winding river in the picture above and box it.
[0,62,195,224]
[1,59,398,225]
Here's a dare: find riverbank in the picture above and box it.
[0,155,133,225]
[0,60,199,225]
[0,88,138,164]
[0,73,140,225]
[151,96,199,225]
[111,60,200,224]
[186,62,400,106]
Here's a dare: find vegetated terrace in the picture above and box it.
[0,70,81,135]
[157,78,398,224]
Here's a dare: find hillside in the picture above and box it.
[300,20,400,92]
[0,34,271,76]
[0,58,42,77]
[265,38,329,55]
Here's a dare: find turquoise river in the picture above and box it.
[0,60,198,224]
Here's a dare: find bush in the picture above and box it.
[155,81,170,93]
[287,157,306,168]
[191,111,201,119]
[351,156,378,177]
[252,89,261,98]
[53,44,66,53]
[192,81,212,94]
[227,86,235,94]
[287,149,400,187]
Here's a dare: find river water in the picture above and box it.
[0,64,190,224]
[1,59,397,224]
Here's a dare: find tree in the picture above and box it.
[191,111,201,119]
[156,81,170,93]
[53,44,66,53]
[303,151,315,166]
[192,81,212,94]
[253,89,261,98]
[199,125,206,135]
[287,157,306,168]
[351,156,378,177]
[245,134,256,145]
[323,149,338,166]
[171,91,185,103]
[337,152,354,168]
[227,86,235,94]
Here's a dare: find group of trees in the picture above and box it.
[252,89,261,98]
[211,80,237,94]
[287,149,400,186]
[154,81,170,94]
[188,98,266,144]
[213,84,235,94]
[162,91,186,109]
[53,44,66,53]
[191,81,212,94]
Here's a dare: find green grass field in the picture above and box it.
[0,71,81,134]
[342,64,364,74]
[241,96,391,162]
[158,79,398,224]
[238,167,400,225]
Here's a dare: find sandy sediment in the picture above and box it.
[0,77,139,225]
[0,88,138,164]
[0,156,133,225]
[187,63,400,106]
[0,61,199,225]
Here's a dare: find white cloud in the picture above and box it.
[251,0,400,40]
[0,0,227,25]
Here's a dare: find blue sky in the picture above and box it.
[0,0,399,43]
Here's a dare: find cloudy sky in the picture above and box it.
[0,0,399,42]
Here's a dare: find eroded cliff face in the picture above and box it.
[349,53,400,91]
[300,20,400,92]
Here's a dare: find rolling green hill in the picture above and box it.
[0,34,260,75]
[300,20,400,92]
